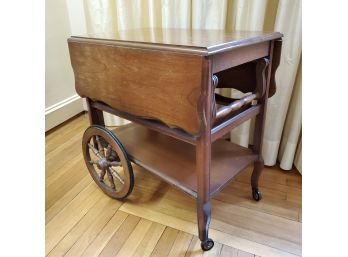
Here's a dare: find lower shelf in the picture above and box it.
[113,124,257,198]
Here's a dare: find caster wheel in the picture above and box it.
[252,188,262,201]
[82,125,134,200]
[201,239,214,251]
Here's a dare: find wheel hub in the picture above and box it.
[97,158,109,169]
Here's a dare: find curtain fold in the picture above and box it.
[263,0,302,170]
[83,0,302,173]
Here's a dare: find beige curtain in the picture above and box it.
[84,0,302,173]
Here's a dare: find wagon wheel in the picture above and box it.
[82,125,134,199]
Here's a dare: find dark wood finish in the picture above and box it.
[211,105,261,142]
[91,101,197,145]
[215,53,280,97]
[214,93,239,105]
[195,57,212,244]
[82,125,134,199]
[68,28,283,250]
[255,58,269,98]
[86,98,104,126]
[70,29,282,56]
[269,39,283,97]
[213,58,268,121]
[112,124,257,198]
[216,62,257,93]
[215,93,257,120]
[212,42,269,73]
[69,41,204,135]
[251,41,275,192]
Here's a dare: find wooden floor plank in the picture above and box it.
[185,237,204,257]
[119,203,298,257]
[168,231,194,257]
[78,210,129,257]
[132,222,166,257]
[115,218,153,257]
[119,182,301,255]
[98,215,140,257]
[45,158,88,210]
[45,131,84,179]
[219,245,255,257]
[151,227,179,257]
[45,183,102,255]
[63,199,121,257]
[47,196,115,257]
[45,175,92,224]
[219,245,239,257]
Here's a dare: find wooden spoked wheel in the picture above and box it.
[82,125,134,199]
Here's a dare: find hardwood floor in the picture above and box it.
[46,113,302,257]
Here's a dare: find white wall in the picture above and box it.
[45,0,84,131]
[46,0,128,129]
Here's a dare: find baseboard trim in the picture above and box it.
[45,94,84,131]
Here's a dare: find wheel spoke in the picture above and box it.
[109,167,125,185]
[105,144,112,158]
[96,136,105,158]
[99,168,106,182]
[106,169,116,189]
[89,160,98,165]
[109,161,121,166]
[88,143,103,159]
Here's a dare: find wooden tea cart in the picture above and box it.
[68,29,282,251]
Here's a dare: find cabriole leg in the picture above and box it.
[197,198,214,251]
[251,57,271,202]
[196,134,214,251]
[251,157,264,201]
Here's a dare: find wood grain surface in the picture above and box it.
[70,28,282,56]
[69,41,204,135]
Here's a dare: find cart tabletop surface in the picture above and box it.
[70,28,282,55]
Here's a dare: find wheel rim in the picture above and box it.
[82,126,133,199]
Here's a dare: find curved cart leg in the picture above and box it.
[197,199,214,251]
[251,157,264,201]
[251,56,272,201]
[196,134,214,251]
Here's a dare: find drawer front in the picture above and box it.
[68,40,204,135]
